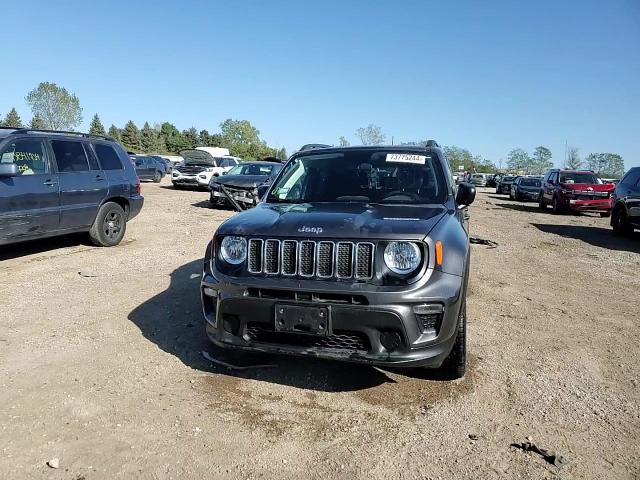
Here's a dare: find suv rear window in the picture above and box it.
[94,144,123,170]
[52,140,90,172]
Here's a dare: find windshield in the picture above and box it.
[266,150,447,205]
[520,178,541,187]
[559,172,602,184]
[227,163,278,176]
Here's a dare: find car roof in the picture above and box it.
[0,127,115,142]
[293,145,440,157]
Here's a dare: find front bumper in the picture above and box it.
[518,190,540,201]
[211,189,256,206]
[172,173,202,187]
[566,197,612,212]
[200,266,465,368]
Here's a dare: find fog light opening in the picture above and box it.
[222,314,241,336]
[380,331,402,353]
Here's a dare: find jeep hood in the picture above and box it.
[213,175,268,189]
[216,203,448,240]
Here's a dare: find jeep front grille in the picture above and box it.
[246,239,375,280]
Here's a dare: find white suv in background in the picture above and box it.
[172,147,241,190]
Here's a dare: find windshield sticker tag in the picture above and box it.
[386,154,426,165]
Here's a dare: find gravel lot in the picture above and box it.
[1,179,639,479]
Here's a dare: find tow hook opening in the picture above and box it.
[380,330,403,352]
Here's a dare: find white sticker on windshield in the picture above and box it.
[385,153,427,165]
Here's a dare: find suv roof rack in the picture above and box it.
[10,128,114,141]
[299,143,331,151]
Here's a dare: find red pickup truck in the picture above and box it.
[539,169,614,216]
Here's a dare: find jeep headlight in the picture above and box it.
[384,242,421,274]
[220,236,247,265]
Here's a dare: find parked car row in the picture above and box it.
[491,165,640,235]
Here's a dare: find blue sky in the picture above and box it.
[2,0,639,168]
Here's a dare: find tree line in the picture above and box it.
[343,124,625,178]
[0,82,287,161]
[0,83,626,177]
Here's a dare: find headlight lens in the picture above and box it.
[384,242,421,274]
[220,236,247,265]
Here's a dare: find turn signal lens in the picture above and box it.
[435,241,443,266]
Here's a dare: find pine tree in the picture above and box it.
[120,121,141,152]
[89,114,106,136]
[108,125,121,142]
[140,122,157,153]
[30,114,46,129]
[2,108,23,128]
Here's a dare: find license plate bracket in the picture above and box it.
[275,304,330,336]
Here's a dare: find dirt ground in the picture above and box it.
[1,179,639,480]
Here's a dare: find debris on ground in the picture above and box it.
[469,236,498,248]
[201,351,277,371]
[78,271,98,278]
[46,458,60,469]
[511,441,567,467]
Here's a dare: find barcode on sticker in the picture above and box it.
[386,154,426,164]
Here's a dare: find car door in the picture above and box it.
[0,137,60,243]
[133,156,148,180]
[50,138,109,231]
[544,172,557,202]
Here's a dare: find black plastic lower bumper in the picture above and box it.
[201,270,464,368]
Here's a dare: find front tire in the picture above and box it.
[89,202,127,247]
[612,207,632,236]
[552,195,562,214]
[438,301,467,380]
[538,193,547,210]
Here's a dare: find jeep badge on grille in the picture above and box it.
[298,226,323,234]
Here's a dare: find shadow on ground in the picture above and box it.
[0,233,89,261]
[128,259,401,392]
[191,200,234,211]
[531,223,640,253]
[494,202,545,214]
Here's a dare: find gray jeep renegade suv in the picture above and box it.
[201,142,476,378]
[0,127,143,247]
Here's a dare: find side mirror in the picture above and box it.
[0,163,19,177]
[256,184,269,200]
[456,182,476,206]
